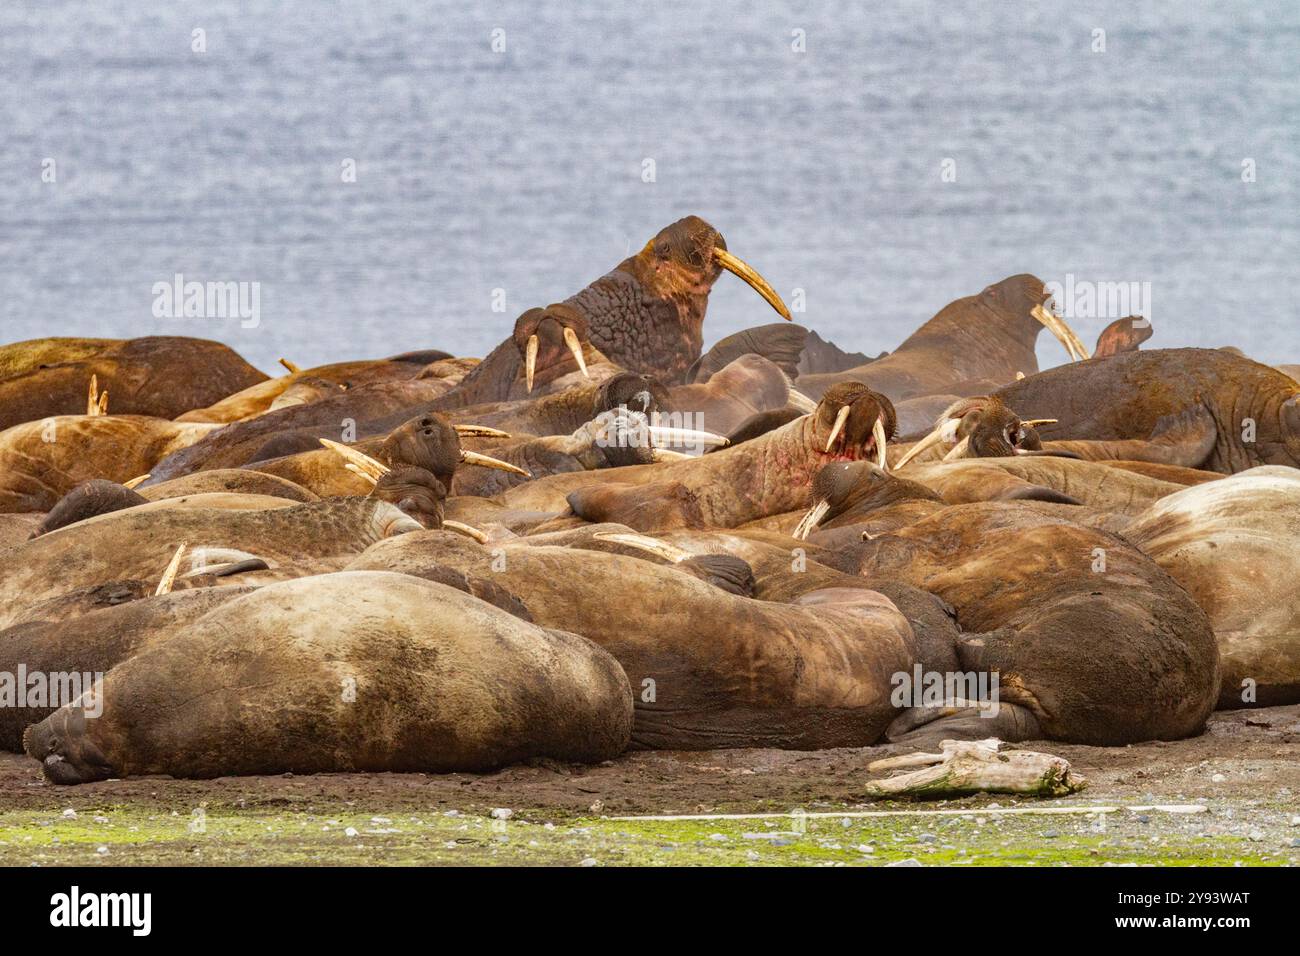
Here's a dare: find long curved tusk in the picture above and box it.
[872,415,889,470]
[593,531,693,563]
[98,390,109,415]
[941,436,971,462]
[563,327,590,379]
[894,416,962,470]
[155,542,188,596]
[319,438,389,480]
[787,390,818,414]
[647,425,729,448]
[453,424,513,439]
[823,404,851,453]
[1020,418,1058,428]
[650,448,690,462]
[459,449,531,478]
[524,334,539,393]
[345,462,380,485]
[279,358,302,374]
[1031,304,1090,361]
[792,499,832,541]
[713,248,792,320]
[123,474,151,489]
[442,519,489,543]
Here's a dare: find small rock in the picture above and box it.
[916,833,937,843]
[95,846,108,855]
[887,858,922,867]
[1289,816,1300,827]
[1043,831,1060,839]
[489,808,513,821]
[579,857,598,867]
[1137,815,1151,824]
[344,827,359,837]
[589,800,604,814]
[61,809,76,819]
[1248,830,1264,842]
[1211,773,1226,782]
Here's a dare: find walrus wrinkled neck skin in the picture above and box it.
[566,267,709,386]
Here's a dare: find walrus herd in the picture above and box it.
[3,215,1297,784]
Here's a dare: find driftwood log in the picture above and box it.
[865,738,1086,799]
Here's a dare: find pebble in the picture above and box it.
[887,858,922,867]
[344,827,359,837]
[489,808,513,821]
[579,857,598,867]
[61,809,76,819]
[1211,773,1226,782]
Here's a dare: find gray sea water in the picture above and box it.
[2,1,1297,374]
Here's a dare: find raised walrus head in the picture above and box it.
[894,396,1067,467]
[571,216,791,383]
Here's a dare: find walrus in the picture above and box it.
[561,215,791,383]
[793,275,1088,401]
[440,371,670,438]
[499,382,895,528]
[0,415,221,513]
[993,348,1300,473]
[1125,466,1300,709]
[347,531,916,750]
[0,497,421,631]
[23,571,633,782]
[0,336,267,429]
[826,501,1220,745]
[433,304,610,407]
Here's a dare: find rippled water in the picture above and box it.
[2,1,1296,373]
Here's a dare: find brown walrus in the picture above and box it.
[825,500,1220,745]
[0,336,267,429]
[22,571,633,782]
[561,215,791,384]
[793,275,1088,401]
[347,531,916,751]
[994,348,1300,473]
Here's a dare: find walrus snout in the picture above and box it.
[23,709,116,785]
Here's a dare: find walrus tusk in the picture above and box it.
[787,390,818,414]
[524,334,539,393]
[345,463,380,485]
[1031,303,1091,361]
[155,542,188,596]
[123,474,151,489]
[593,531,693,563]
[279,358,302,374]
[650,448,690,462]
[1021,418,1058,428]
[319,438,389,480]
[713,248,792,320]
[824,405,851,453]
[460,449,531,478]
[792,499,831,541]
[86,375,108,416]
[648,425,729,448]
[872,415,889,470]
[894,416,963,469]
[563,327,590,379]
[941,436,970,461]
[442,519,489,543]
[453,424,513,439]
